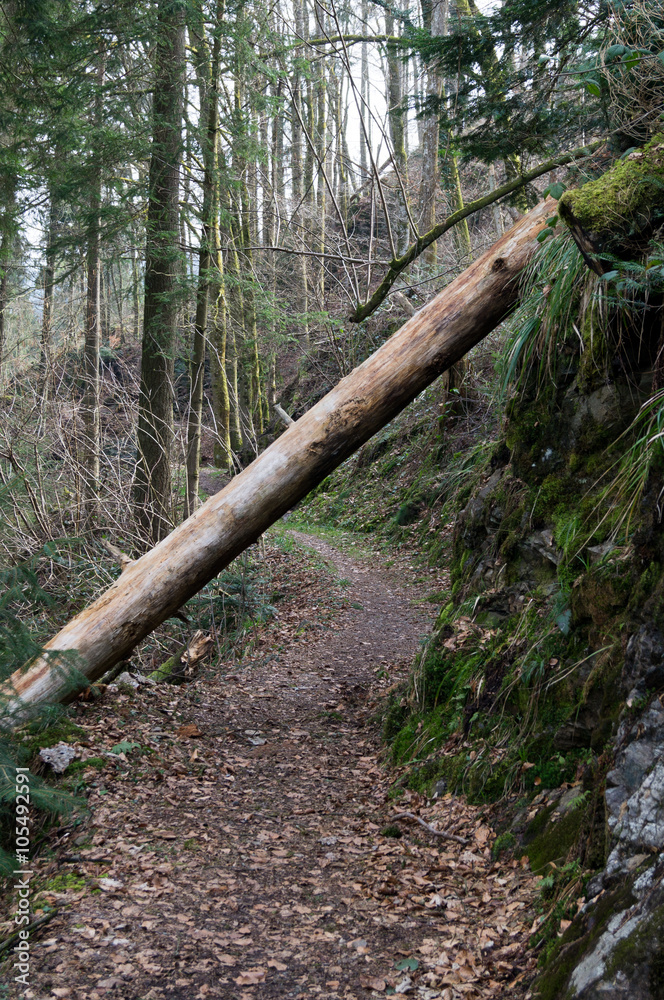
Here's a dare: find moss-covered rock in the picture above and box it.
[559,134,664,255]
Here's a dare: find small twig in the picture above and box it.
[0,909,59,955]
[391,811,469,844]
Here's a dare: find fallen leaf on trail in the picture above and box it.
[178,724,203,738]
[268,959,288,971]
[360,974,386,991]
[234,968,267,985]
[216,954,238,967]
[98,877,123,891]
[474,825,491,845]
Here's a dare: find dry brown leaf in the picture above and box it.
[216,954,238,967]
[234,968,267,985]
[359,974,386,991]
[178,723,203,738]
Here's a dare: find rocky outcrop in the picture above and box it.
[534,649,664,999]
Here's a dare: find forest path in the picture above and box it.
[10,531,538,1000]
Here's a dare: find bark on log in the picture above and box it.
[2,199,553,719]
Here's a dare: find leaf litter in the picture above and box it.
[3,531,540,1000]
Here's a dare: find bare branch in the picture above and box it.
[350,140,604,322]
[391,811,469,844]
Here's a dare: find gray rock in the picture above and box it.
[568,874,664,999]
[610,760,664,851]
[570,906,647,996]
[559,696,664,998]
[115,671,140,689]
[521,529,561,566]
[587,542,616,564]
[570,384,638,437]
[622,626,664,697]
[39,743,77,773]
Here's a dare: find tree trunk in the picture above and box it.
[82,47,106,527]
[360,0,369,181]
[3,199,553,716]
[83,165,101,525]
[289,6,309,344]
[185,20,223,518]
[488,163,504,236]
[314,7,327,305]
[133,0,185,543]
[40,194,57,381]
[0,178,16,376]
[385,11,408,253]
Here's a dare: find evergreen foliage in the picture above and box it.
[406,0,664,162]
[0,545,84,883]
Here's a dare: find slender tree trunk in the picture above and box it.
[133,0,186,543]
[0,179,16,377]
[211,222,231,469]
[385,11,408,253]
[240,176,263,437]
[448,153,472,262]
[489,163,504,236]
[222,185,245,455]
[82,48,107,527]
[419,0,447,265]
[40,194,57,380]
[314,3,327,303]
[360,0,369,180]
[0,234,9,375]
[0,3,15,377]
[131,237,140,342]
[232,69,263,442]
[185,22,224,517]
[83,158,102,524]
[290,3,309,343]
[110,261,125,345]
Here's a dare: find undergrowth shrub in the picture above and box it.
[0,548,85,883]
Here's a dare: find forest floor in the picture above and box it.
[4,530,540,1000]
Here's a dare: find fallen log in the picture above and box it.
[2,198,553,719]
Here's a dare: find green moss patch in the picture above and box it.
[559,134,664,249]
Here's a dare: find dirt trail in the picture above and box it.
[7,533,538,1000]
